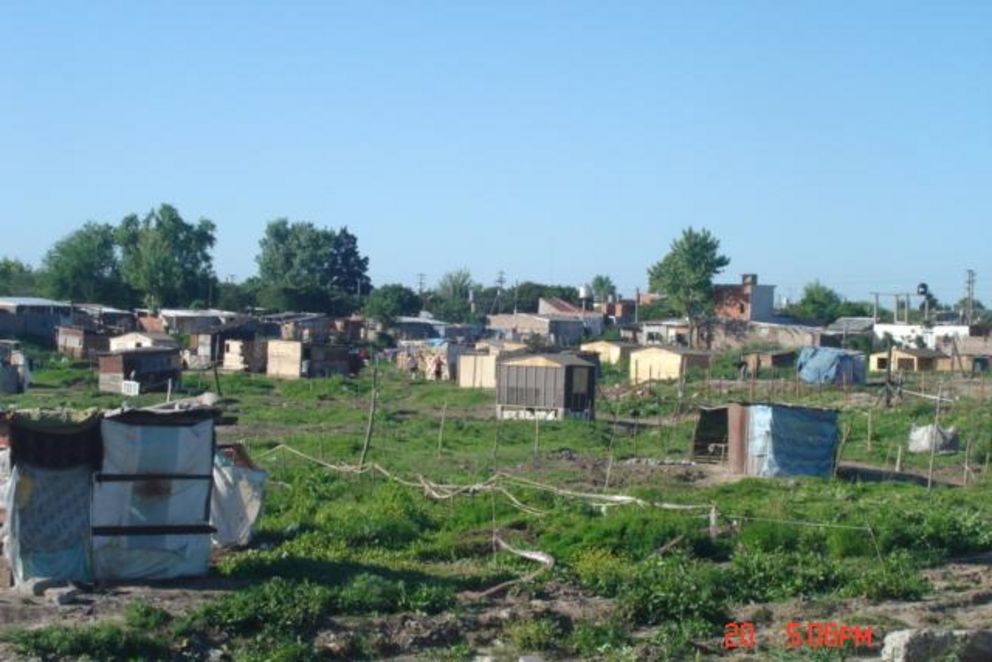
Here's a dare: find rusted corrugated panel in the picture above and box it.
[726,404,750,475]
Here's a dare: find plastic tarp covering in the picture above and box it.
[91,534,211,581]
[211,455,267,548]
[797,347,866,385]
[908,424,958,454]
[747,405,839,477]
[3,464,92,585]
[93,417,213,580]
[100,419,213,476]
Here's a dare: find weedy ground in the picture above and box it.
[1,351,990,660]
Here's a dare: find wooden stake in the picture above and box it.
[895,445,903,473]
[866,409,873,453]
[490,416,503,463]
[533,416,541,464]
[358,357,379,468]
[927,384,943,491]
[436,400,448,458]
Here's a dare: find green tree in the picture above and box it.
[0,258,41,296]
[788,281,843,325]
[589,274,617,303]
[42,222,129,303]
[256,220,370,314]
[117,204,216,308]
[509,281,580,313]
[647,227,730,346]
[364,283,421,326]
[427,269,477,323]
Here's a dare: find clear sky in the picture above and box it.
[2,1,990,306]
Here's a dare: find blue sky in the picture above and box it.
[2,1,990,306]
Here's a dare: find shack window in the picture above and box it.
[876,358,888,370]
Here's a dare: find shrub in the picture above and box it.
[337,573,403,614]
[569,618,632,657]
[187,578,334,641]
[571,548,636,597]
[123,601,172,630]
[841,551,930,601]
[504,617,563,652]
[728,549,847,603]
[620,552,727,626]
[651,618,713,660]
[401,583,455,614]
[1,624,170,660]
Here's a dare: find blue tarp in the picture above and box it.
[796,347,866,385]
[747,405,839,478]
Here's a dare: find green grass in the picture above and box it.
[0,357,989,658]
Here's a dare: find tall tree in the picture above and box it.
[589,274,617,303]
[364,283,421,326]
[256,219,370,313]
[648,227,730,346]
[428,269,478,323]
[509,281,580,313]
[0,258,40,297]
[42,222,128,303]
[117,204,216,308]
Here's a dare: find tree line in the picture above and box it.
[1,211,979,333]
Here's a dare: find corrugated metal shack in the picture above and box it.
[98,347,182,394]
[692,403,839,478]
[496,353,596,420]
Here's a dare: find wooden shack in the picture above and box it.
[57,326,110,360]
[629,346,711,384]
[869,347,945,373]
[496,353,596,420]
[935,354,990,374]
[579,340,637,366]
[266,340,350,379]
[742,349,796,377]
[458,352,498,389]
[98,347,182,394]
[222,339,268,373]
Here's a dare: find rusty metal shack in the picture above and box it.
[693,403,839,478]
[496,353,596,420]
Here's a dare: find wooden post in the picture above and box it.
[963,433,973,486]
[708,506,719,541]
[213,362,223,396]
[926,384,942,491]
[866,409,873,453]
[358,356,379,468]
[491,416,502,462]
[895,445,903,473]
[166,378,172,403]
[533,416,541,465]
[436,400,448,459]
[833,423,850,478]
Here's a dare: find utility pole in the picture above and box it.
[635,287,640,323]
[492,270,506,314]
[965,269,976,325]
[416,273,426,297]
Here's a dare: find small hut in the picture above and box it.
[742,349,796,377]
[98,347,182,394]
[796,347,866,385]
[579,340,638,366]
[496,353,596,420]
[266,340,351,379]
[692,403,839,477]
[629,346,711,384]
[869,347,945,373]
